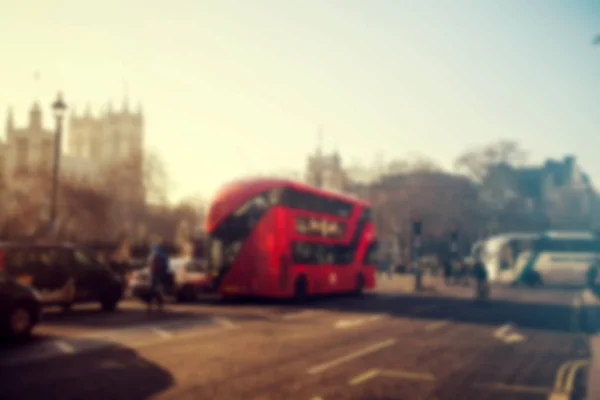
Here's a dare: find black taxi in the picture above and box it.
[0,243,123,312]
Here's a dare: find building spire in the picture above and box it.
[317,124,324,156]
[122,78,129,112]
[6,107,14,134]
[34,71,40,103]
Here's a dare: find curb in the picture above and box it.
[580,290,600,400]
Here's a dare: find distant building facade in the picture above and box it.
[305,147,349,193]
[68,100,143,167]
[483,155,597,229]
[1,99,144,199]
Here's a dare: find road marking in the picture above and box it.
[307,338,396,375]
[379,369,435,381]
[493,323,526,344]
[475,382,550,394]
[564,360,588,393]
[349,369,381,385]
[549,359,590,400]
[283,311,316,320]
[335,315,383,329]
[425,320,449,332]
[213,317,236,328]
[493,323,514,339]
[54,340,75,354]
[151,328,172,338]
[349,368,435,386]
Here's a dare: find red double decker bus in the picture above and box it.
[205,178,378,299]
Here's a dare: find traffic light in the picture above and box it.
[450,228,458,241]
[412,219,422,236]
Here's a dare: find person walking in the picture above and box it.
[472,255,489,302]
[146,242,170,312]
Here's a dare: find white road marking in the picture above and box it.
[151,328,172,338]
[493,323,514,339]
[213,317,236,328]
[283,311,316,320]
[425,320,449,332]
[307,338,396,375]
[349,369,380,385]
[335,315,383,329]
[54,340,75,354]
[493,322,526,344]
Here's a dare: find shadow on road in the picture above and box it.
[317,293,600,334]
[0,341,174,400]
[208,289,600,334]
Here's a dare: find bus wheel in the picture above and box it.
[354,274,365,296]
[293,277,308,303]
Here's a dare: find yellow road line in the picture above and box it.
[553,362,571,391]
[564,360,589,393]
[549,359,590,400]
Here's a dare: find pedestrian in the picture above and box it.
[586,255,600,290]
[472,255,489,302]
[146,241,170,312]
[443,258,453,286]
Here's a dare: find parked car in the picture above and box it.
[0,275,41,340]
[0,243,124,312]
[129,257,211,302]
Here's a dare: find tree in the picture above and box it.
[454,140,528,182]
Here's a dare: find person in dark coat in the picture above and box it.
[472,256,489,301]
[146,243,170,311]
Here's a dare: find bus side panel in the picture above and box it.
[271,207,292,298]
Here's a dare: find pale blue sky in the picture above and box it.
[1,0,599,202]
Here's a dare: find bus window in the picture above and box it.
[281,188,354,218]
[292,242,318,265]
[362,241,379,265]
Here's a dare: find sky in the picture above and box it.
[1,0,600,202]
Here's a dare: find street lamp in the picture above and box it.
[49,92,67,233]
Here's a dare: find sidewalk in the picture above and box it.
[375,273,473,298]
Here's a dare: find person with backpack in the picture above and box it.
[146,242,170,311]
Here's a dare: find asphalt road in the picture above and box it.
[0,275,598,400]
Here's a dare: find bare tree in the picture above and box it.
[454,140,528,181]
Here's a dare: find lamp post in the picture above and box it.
[49,92,67,233]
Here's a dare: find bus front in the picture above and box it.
[205,181,284,297]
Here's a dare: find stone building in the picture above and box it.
[304,147,349,193]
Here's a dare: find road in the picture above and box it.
[0,275,598,400]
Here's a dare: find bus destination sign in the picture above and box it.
[295,216,346,238]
